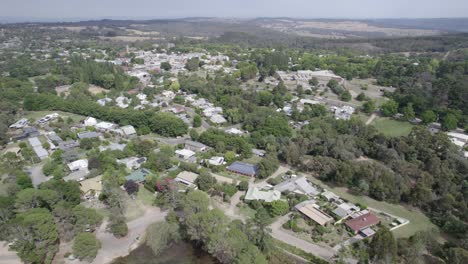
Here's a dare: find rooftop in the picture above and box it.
[295,200,333,226]
[226,161,259,177]
[245,187,281,202]
[345,212,380,232]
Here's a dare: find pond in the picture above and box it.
[112,241,217,264]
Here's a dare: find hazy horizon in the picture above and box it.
[1,0,468,23]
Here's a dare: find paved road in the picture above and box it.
[27,163,51,187]
[0,242,21,264]
[269,213,336,261]
[66,207,167,264]
[365,113,377,125]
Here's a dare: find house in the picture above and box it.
[77,131,102,140]
[332,202,360,219]
[274,176,320,196]
[295,200,333,226]
[95,122,117,131]
[321,190,341,202]
[333,105,355,120]
[185,140,208,153]
[80,175,103,199]
[118,157,147,170]
[97,98,112,106]
[14,127,40,140]
[28,137,49,160]
[28,137,42,148]
[121,125,137,137]
[175,171,199,188]
[225,128,244,135]
[9,118,29,129]
[58,140,79,151]
[38,113,59,124]
[175,149,196,163]
[210,114,227,124]
[447,132,468,148]
[252,148,266,157]
[245,187,281,202]
[345,212,380,233]
[125,168,153,184]
[226,161,259,177]
[207,156,225,166]
[63,169,89,182]
[83,117,98,127]
[46,132,63,143]
[67,159,89,172]
[116,96,131,108]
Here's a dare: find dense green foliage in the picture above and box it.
[73,232,101,261]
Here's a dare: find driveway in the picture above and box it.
[251,165,289,187]
[66,207,167,264]
[27,163,51,187]
[269,213,336,261]
[0,242,21,264]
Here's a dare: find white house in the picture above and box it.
[210,114,227,124]
[175,149,196,161]
[225,128,244,135]
[175,171,199,188]
[121,125,137,137]
[207,156,225,166]
[118,157,147,170]
[67,159,89,172]
[83,117,97,127]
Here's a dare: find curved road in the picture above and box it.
[66,207,167,264]
[269,213,336,261]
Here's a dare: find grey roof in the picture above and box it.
[59,140,79,150]
[274,177,319,196]
[77,131,102,139]
[28,137,42,147]
[32,146,48,159]
[47,133,63,143]
[226,161,258,176]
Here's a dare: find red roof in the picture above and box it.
[345,213,380,232]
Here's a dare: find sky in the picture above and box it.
[1,0,468,22]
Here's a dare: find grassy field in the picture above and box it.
[371,117,415,137]
[217,170,251,182]
[137,188,156,206]
[306,176,439,239]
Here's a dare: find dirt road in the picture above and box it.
[0,242,21,264]
[66,207,167,264]
[269,213,336,261]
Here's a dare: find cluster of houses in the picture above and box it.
[244,174,388,238]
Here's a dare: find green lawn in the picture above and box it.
[217,170,251,182]
[306,176,439,239]
[137,188,156,206]
[371,117,414,137]
[237,204,256,219]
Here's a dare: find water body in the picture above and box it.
[112,242,217,264]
